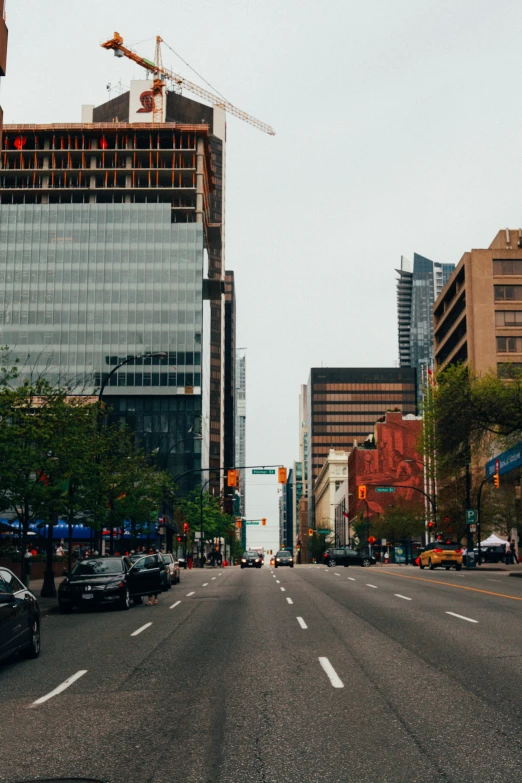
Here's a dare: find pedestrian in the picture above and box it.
[510,539,517,565]
[22,545,32,588]
[384,550,389,564]
[505,541,511,565]
[187,553,193,569]
[56,544,65,557]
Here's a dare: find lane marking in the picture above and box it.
[202,583,208,587]
[131,622,152,637]
[394,594,412,601]
[366,584,378,589]
[334,573,340,577]
[376,571,522,602]
[319,657,344,689]
[348,577,356,581]
[286,597,294,605]
[276,580,280,584]
[446,611,478,624]
[169,600,181,610]
[212,577,216,580]
[488,579,501,583]
[218,573,222,575]
[280,587,286,592]
[297,616,308,629]
[31,670,87,707]
[186,591,195,597]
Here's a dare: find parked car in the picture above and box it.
[474,545,505,564]
[323,547,375,568]
[162,553,181,584]
[58,555,164,612]
[0,567,40,662]
[129,553,170,590]
[419,541,462,571]
[274,551,294,568]
[177,556,187,569]
[240,551,262,568]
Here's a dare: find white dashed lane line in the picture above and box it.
[319,657,344,689]
[394,594,412,601]
[276,580,280,584]
[131,622,152,637]
[446,611,478,624]
[297,617,308,629]
[212,577,216,580]
[186,591,195,597]
[31,670,87,707]
[348,577,356,581]
[334,573,340,577]
[280,587,286,592]
[169,600,181,610]
[286,597,293,605]
[202,583,208,587]
[366,584,378,589]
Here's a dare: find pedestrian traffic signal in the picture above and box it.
[358,485,367,500]
[494,472,500,488]
[262,518,266,526]
[278,467,287,484]
[227,469,237,487]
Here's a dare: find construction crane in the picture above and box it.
[101,32,275,136]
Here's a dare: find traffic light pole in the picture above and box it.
[362,483,437,530]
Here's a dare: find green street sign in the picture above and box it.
[317,528,332,534]
[375,487,395,493]
[466,509,477,525]
[252,469,275,475]
[245,521,259,525]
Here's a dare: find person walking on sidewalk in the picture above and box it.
[22,545,32,588]
[510,539,517,565]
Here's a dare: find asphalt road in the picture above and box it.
[2,563,522,783]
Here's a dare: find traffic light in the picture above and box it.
[177,535,183,543]
[358,485,367,500]
[427,521,435,529]
[262,518,266,526]
[278,467,287,484]
[227,469,237,487]
[183,522,189,533]
[235,518,242,528]
[494,472,500,488]
[297,542,301,551]
[308,528,314,536]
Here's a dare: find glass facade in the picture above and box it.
[0,204,203,393]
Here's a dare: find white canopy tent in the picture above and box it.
[478,534,507,547]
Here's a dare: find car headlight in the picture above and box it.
[241,559,246,563]
[276,558,280,561]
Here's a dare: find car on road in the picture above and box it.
[474,545,505,564]
[419,541,462,571]
[129,553,170,590]
[241,551,262,568]
[274,551,294,568]
[58,555,165,612]
[324,547,375,568]
[162,553,181,584]
[0,567,40,663]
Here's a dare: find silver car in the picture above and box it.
[162,553,181,585]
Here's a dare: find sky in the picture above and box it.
[5,0,522,553]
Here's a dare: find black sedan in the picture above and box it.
[0,567,40,663]
[129,553,170,591]
[58,555,164,612]
[274,551,294,568]
[324,547,375,568]
[240,551,262,568]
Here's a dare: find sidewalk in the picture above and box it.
[27,576,64,614]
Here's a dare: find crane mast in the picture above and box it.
[101,32,275,136]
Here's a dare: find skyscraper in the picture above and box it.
[0,1,7,146]
[235,350,246,517]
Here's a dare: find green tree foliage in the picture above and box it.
[371,502,425,544]
[174,489,231,549]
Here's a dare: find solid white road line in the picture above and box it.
[297,617,308,629]
[318,657,344,689]
[280,587,286,592]
[186,591,195,597]
[286,597,294,604]
[446,611,478,624]
[32,670,87,707]
[348,577,356,581]
[131,622,152,637]
[394,594,412,601]
[202,582,208,587]
[366,584,378,589]
[169,600,181,610]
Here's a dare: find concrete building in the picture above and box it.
[292,460,304,548]
[333,480,349,546]
[0,1,7,145]
[397,253,454,396]
[0,85,231,494]
[235,350,246,517]
[279,467,293,551]
[434,229,522,375]
[223,271,236,514]
[306,367,417,527]
[313,449,348,535]
[298,385,308,500]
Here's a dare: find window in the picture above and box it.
[494,286,522,301]
[497,336,522,353]
[495,310,522,326]
[0,568,25,593]
[493,260,522,276]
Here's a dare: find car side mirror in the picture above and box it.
[62,569,69,577]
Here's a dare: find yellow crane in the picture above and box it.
[101,32,275,136]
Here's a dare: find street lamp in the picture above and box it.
[98,351,167,406]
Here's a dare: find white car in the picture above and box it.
[162,553,181,585]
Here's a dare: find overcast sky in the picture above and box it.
[5,1,522,552]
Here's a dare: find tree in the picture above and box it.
[371,502,425,543]
[174,488,231,555]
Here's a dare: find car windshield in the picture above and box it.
[161,555,172,562]
[432,543,460,550]
[70,559,123,576]
[277,552,291,557]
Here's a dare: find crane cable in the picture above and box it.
[161,38,228,102]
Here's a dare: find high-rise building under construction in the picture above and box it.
[0,84,231,495]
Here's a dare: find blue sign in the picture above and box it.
[485,442,522,478]
[394,546,406,564]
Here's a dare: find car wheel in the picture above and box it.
[241,565,245,569]
[455,565,462,571]
[22,618,40,659]
[419,560,425,570]
[133,595,143,605]
[290,563,294,568]
[429,559,435,570]
[361,558,371,568]
[445,566,450,570]
[58,600,73,614]
[328,558,336,567]
[120,588,131,610]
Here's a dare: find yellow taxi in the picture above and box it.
[419,540,463,571]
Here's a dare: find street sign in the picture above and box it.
[469,524,477,533]
[381,538,387,545]
[375,487,395,493]
[245,521,259,525]
[466,509,477,525]
[252,469,275,475]
[317,528,331,535]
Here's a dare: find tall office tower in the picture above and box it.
[223,271,236,512]
[298,384,308,497]
[0,86,227,492]
[0,1,7,146]
[292,460,304,546]
[396,253,454,396]
[306,367,417,527]
[279,467,293,550]
[235,350,246,517]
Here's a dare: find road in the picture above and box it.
[2,563,522,783]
